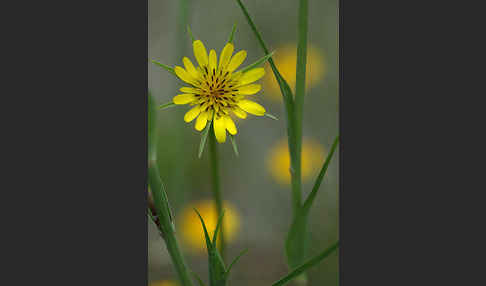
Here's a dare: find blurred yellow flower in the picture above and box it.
[179,199,240,252]
[267,138,326,185]
[264,43,326,100]
[150,280,178,286]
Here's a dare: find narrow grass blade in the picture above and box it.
[285,209,308,269]
[198,122,211,158]
[234,0,294,107]
[273,241,339,286]
[303,136,339,212]
[195,209,227,286]
[229,134,239,157]
[159,102,177,110]
[151,60,175,75]
[228,23,237,44]
[212,210,226,245]
[192,272,206,286]
[264,113,279,120]
[194,209,213,250]
[225,248,248,277]
[239,51,274,73]
[294,0,309,108]
[187,25,195,42]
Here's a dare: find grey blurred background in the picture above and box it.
[149,0,338,285]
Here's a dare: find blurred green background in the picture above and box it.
[148,0,338,285]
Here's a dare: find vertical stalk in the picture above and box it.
[148,164,193,286]
[289,0,309,284]
[208,127,225,258]
[292,0,309,212]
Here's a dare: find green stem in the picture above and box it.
[291,0,309,214]
[148,164,193,286]
[208,128,225,258]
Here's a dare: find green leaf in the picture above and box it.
[195,209,227,286]
[285,209,309,269]
[294,0,309,114]
[229,135,239,157]
[198,122,212,158]
[239,51,274,74]
[234,0,294,108]
[151,60,176,75]
[224,248,248,278]
[159,102,177,110]
[302,136,339,213]
[187,25,195,42]
[228,23,237,44]
[191,272,206,286]
[148,93,157,163]
[194,209,213,251]
[264,113,279,120]
[212,210,226,246]
[273,241,339,286]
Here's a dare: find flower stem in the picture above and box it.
[208,127,225,258]
[291,0,309,214]
[148,164,193,286]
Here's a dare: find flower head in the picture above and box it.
[173,39,268,143]
[179,199,240,252]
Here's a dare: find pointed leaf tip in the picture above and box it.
[264,113,279,120]
[198,122,212,158]
[225,248,248,278]
[212,209,226,245]
[194,208,213,250]
[229,135,239,157]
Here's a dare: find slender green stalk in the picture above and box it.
[148,164,193,286]
[291,0,309,213]
[208,128,225,258]
[272,241,339,286]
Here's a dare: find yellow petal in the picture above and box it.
[219,43,234,69]
[213,115,227,143]
[173,94,196,105]
[236,84,262,95]
[193,40,208,68]
[208,50,217,72]
[195,111,208,131]
[183,57,200,79]
[174,66,196,85]
[232,106,247,119]
[227,50,247,72]
[184,105,201,122]
[237,68,265,86]
[180,87,201,94]
[237,99,266,116]
[224,115,237,135]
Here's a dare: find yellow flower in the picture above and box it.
[179,199,240,252]
[267,138,326,185]
[173,39,268,143]
[150,280,178,286]
[264,43,325,100]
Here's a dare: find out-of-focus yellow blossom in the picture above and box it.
[267,138,326,185]
[264,43,326,100]
[179,200,240,252]
[150,280,178,286]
